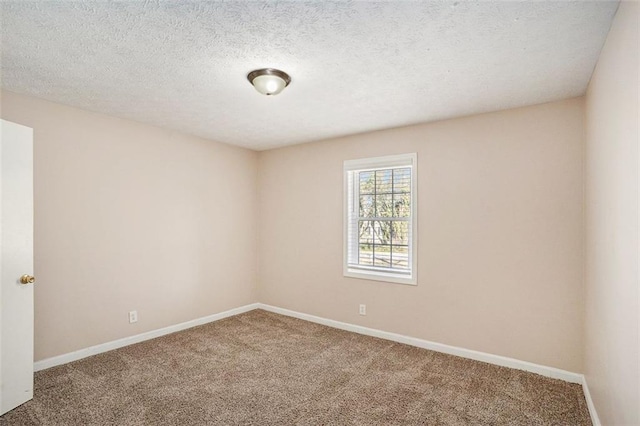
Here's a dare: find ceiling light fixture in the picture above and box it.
[247,68,291,96]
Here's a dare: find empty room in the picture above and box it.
[0,1,637,425]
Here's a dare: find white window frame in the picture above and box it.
[343,153,417,285]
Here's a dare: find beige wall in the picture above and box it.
[584,2,639,425]
[0,91,259,361]
[258,98,585,372]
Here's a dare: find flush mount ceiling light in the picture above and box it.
[247,68,291,96]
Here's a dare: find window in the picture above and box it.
[344,153,417,285]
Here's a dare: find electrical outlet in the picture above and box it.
[129,310,138,324]
[359,304,366,315]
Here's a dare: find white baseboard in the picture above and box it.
[582,375,601,426]
[34,303,260,372]
[35,301,583,386]
[257,303,584,384]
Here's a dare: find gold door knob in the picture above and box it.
[20,275,35,285]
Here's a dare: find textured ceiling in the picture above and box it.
[0,1,619,150]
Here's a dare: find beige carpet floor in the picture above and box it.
[0,309,591,425]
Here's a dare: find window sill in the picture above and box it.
[344,268,416,286]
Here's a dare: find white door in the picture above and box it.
[0,119,34,415]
